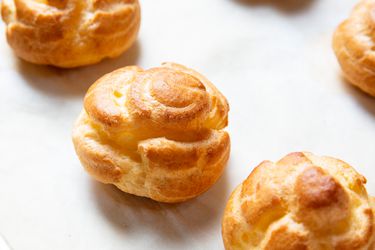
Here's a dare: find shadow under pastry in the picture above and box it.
[341,75,375,118]
[232,0,314,13]
[0,234,12,250]
[15,41,141,98]
[91,166,230,244]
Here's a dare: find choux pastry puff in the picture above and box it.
[1,0,140,67]
[222,152,375,250]
[72,62,230,203]
[333,0,375,96]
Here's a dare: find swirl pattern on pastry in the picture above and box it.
[333,0,375,96]
[1,0,140,67]
[222,152,375,250]
[72,62,230,203]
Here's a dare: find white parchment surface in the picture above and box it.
[0,0,374,249]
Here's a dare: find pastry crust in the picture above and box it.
[72,62,230,203]
[222,152,375,250]
[333,0,375,96]
[1,0,140,68]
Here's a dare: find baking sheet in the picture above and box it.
[1,0,374,249]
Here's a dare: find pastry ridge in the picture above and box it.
[1,0,140,67]
[73,62,230,203]
[222,152,375,250]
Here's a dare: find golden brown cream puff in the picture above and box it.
[72,62,230,203]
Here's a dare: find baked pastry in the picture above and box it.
[333,0,375,96]
[1,0,140,68]
[72,62,230,203]
[222,152,375,250]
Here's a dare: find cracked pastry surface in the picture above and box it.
[72,62,230,203]
[1,0,140,68]
[222,152,375,250]
[333,0,375,96]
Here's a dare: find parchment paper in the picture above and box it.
[1,0,374,249]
